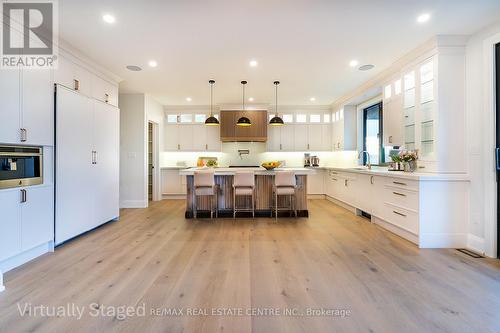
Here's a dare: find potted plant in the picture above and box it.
[390,154,403,171]
[399,150,418,172]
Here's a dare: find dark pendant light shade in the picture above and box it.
[270,80,284,126]
[205,79,219,126]
[237,80,252,126]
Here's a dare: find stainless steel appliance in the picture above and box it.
[304,153,311,167]
[0,145,43,189]
[311,156,320,167]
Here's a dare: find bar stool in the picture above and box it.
[272,171,297,221]
[233,171,255,218]
[193,170,218,219]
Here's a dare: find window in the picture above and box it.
[363,102,384,165]
[194,114,206,123]
[323,113,331,123]
[296,114,307,123]
[339,109,344,120]
[179,114,193,123]
[394,79,402,95]
[167,114,178,123]
[283,114,293,123]
[310,114,321,123]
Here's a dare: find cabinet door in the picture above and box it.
[162,170,183,194]
[0,190,21,261]
[294,125,308,151]
[321,124,332,151]
[267,126,281,151]
[22,68,54,145]
[164,124,179,151]
[191,124,207,151]
[383,95,403,146]
[55,87,94,245]
[220,111,235,141]
[308,124,323,151]
[178,125,194,151]
[206,125,221,151]
[21,186,54,250]
[93,101,120,225]
[280,125,295,151]
[53,56,74,89]
[0,69,21,144]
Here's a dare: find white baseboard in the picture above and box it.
[325,195,357,213]
[0,242,52,274]
[373,216,419,245]
[467,234,486,255]
[307,194,326,200]
[120,200,148,208]
[162,194,187,200]
[419,233,467,248]
[0,270,4,292]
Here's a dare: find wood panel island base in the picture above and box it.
[179,168,315,219]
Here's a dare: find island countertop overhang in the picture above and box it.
[179,167,317,176]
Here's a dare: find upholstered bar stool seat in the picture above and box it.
[233,172,255,218]
[193,170,218,219]
[273,171,297,221]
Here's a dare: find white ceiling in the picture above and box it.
[59,0,500,106]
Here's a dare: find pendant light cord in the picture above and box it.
[210,82,213,116]
[275,83,278,116]
[242,83,245,111]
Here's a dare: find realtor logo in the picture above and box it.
[1,0,58,68]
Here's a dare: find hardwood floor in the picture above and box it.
[0,199,499,333]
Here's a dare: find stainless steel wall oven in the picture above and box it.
[0,145,43,189]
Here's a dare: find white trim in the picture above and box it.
[467,234,486,255]
[119,200,148,208]
[482,32,500,258]
[0,270,4,292]
[307,194,326,200]
[162,194,187,200]
[0,242,53,273]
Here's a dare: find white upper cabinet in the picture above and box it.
[0,69,21,144]
[331,106,356,151]
[205,125,221,151]
[21,68,54,146]
[164,117,221,152]
[91,75,119,107]
[383,77,404,146]
[164,124,180,151]
[294,125,309,151]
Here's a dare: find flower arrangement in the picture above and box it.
[399,150,418,162]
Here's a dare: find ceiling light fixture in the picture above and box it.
[310,97,316,102]
[358,64,375,71]
[236,81,252,127]
[126,65,142,71]
[417,13,430,23]
[102,14,116,24]
[186,97,192,102]
[248,97,254,102]
[349,60,359,67]
[269,81,284,126]
[148,60,158,68]
[249,60,258,67]
[205,80,219,126]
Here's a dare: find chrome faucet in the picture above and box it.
[358,151,371,169]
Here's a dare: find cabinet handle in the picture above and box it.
[393,210,406,217]
[337,142,340,149]
[393,181,407,186]
[280,143,282,150]
[332,178,338,181]
[91,151,97,164]
[20,128,27,142]
[389,136,393,144]
[307,144,310,150]
[104,93,109,103]
[95,151,98,164]
[393,191,406,197]
[20,189,27,203]
[370,176,374,184]
[344,179,348,187]
[177,144,180,150]
[205,144,208,150]
[73,79,80,91]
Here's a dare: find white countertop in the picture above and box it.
[179,167,316,176]
[319,166,470,181]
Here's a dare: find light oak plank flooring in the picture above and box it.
[0,199,499,333]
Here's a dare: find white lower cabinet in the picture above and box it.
[0,186,54,263]
[161,169,187,196]
[324,169,468,248]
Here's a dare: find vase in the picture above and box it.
[403,161,417,172]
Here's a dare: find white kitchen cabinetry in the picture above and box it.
[91,75,119,107]
[161,169,187,196]
[331,106,356,151]
[55,85,120,245]
[0,186,54,263]
[383,78,404,146]
[307,169,325,195]
[0,67,53,145]
[163,122,221,152]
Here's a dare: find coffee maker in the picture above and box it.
[304,153,311,167]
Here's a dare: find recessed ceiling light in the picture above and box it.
[248,97,254,102]
[186,97,192,102]
[148,60,158,68]
[417,13,430,23]
[126,65,142,71]
[358,64,375,71]
[102,14,116,24]
[249,60,258,67]
[349,60,359,67]
[310,97,316,102]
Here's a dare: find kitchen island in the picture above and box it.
[179,167,316,218]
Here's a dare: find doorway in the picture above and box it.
[496,42,500,258]
[363,102,384,165]
[148,122,154,201]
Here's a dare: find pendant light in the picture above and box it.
[236,80,252,126]
[205,80,219,126]
[269,81,284,126]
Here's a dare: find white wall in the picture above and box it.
[119,94,147,208]
[465,21,500,255]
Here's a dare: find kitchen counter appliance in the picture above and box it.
[0,145,43,189]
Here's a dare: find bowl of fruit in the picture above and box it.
[261,161,281,170]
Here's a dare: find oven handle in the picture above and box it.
[20,189,27,203]
[0,152,43,157]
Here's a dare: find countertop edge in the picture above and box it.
[319,167,470,181]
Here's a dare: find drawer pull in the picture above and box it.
[393,191,406,197]
[393,210,406,217]
[332,178,337,181]
[370,176,374,184]
[393,181,407,186]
